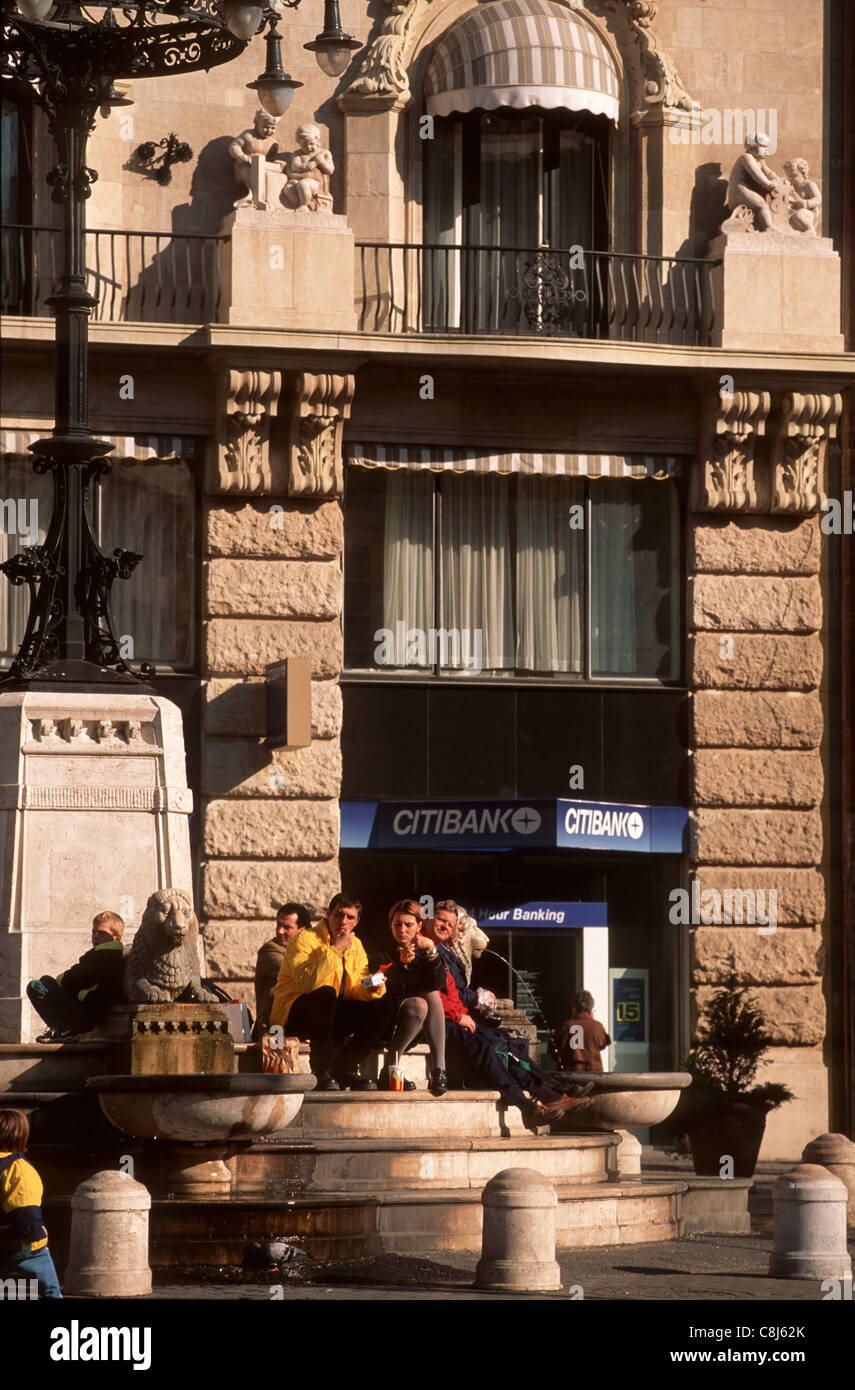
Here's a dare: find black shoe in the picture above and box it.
[337,1072,377,1092]
[315,1072,341,1092]
[429,1068,448,1096]
[36,1028,60,1044]
[53,1030,79,1044]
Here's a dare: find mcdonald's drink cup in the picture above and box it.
[389,1065,405,1092]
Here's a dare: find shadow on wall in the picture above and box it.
[171,136,242,234]
[676,162,728,259]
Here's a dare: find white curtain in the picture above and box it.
[100,461,195,667]
[515,477,584,672]
[440,473,513,671]
[591,479,679,677]
[381,469,434,665]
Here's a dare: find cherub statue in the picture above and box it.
[723,132,780,232]
[784,158,821,234]
[229,108,282,210]
[282,123,334,211]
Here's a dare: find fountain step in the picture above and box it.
[42,1179,687,1265]
[290,1088,585,1141]
[232,1131,616,1192]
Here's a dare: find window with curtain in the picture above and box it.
[423,110,608,334]
[0,457,197,669]
[344,468,680,680]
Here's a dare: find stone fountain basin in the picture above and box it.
[552,1072,692,1132]
[86,1074,316,1143]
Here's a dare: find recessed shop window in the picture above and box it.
[0,456,197,671]
[344,465,681,682]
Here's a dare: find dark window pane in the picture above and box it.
[517,688,603,798]
[603,690,688,804]
[342,685,428,797]
[428,688,515,797]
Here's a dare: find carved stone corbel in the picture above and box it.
[208,366,283,494]
[340,0,432,108]
[770,392,843,514]
[594,0,694,122]
[284,372,355,498]
[694,389,771,512]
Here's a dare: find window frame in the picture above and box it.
[342,464,687,689]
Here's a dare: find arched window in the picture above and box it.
[421,0,618,333]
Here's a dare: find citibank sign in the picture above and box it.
[557,799,651,852]
[392,805,542,838]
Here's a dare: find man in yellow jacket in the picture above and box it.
[269,891,395,1091]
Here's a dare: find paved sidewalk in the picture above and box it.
[138,1231,855,1300]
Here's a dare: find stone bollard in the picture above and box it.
[64,1170,152,1297]
[769,1164,852,1280]
[614,1130,643,1182]
[801,1133,855,1227]
[475,1168,560,1292]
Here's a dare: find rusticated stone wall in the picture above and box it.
[199,497,343,1005]
[688,510,828,1156]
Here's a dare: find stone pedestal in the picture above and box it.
[102,1004,234,1076]
[475,1168,560,1292]
[64,1170,152,1297]
[769,1164,852,1280]
[801,1133,855,1226]
[614,1129,643,1181]
[708,232,844,353]
[0,691,193,1042]
[218,204,356,332]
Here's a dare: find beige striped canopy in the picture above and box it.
[425,0,621,121]
[0,429,198,464]
[347,444,681,479]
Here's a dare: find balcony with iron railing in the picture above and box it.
[2,224,721,346]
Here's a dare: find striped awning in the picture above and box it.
[347,444,681,479]
[425,0,621,122]
[1,429,198,463]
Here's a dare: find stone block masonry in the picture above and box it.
[688,494,827,1158]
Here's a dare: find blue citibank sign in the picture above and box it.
[340,799,688,855]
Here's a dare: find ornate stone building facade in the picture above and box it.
[1,0,852,1154]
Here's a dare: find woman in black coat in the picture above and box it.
[381,898,448,1096]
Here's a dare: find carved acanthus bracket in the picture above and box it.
[695,390,771,513]
[208,367,283,494]
[284,373,355,498]
[593,0,694,123]
[340,0,434,108]
[770,392,842,514]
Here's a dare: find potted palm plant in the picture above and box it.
[674,961,794,1177]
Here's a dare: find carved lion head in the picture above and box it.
[141,888,197,947]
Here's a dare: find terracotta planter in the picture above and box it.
[688,1102,767,1177]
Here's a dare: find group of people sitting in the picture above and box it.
[254,892,606,1133]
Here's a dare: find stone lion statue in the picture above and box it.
[125,889,217,1004]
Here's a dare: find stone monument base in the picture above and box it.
[0,691,193,1042]
[708,232,844,353]
[218,203,356,332]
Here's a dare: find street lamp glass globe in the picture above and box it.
[16,0,54,19]
[258,84,296,118]
[314,44,354,78]
[222,3,263,40]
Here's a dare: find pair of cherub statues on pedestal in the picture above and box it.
[723,133,821,235]
[229,110,334,213]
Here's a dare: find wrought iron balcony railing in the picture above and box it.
[1,224,229,324]
[356,242,721,346]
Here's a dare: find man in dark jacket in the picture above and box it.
[252,902,312,1039]
[27,912,126,1042]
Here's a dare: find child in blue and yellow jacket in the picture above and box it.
[0,1108,62,1298]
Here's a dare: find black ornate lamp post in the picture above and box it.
[0,0,340,689]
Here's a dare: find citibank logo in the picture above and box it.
[392,806,542,837]
[563,806,645,840]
